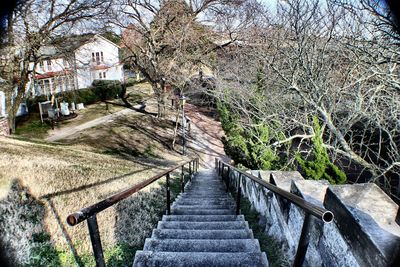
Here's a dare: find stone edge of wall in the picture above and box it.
[227,168,400,267]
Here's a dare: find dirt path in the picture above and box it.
[185,104,230,169]
[46,108,137,142]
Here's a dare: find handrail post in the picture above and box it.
[226,166,230,192]
[181,165,185,193]
[293,213,313,267]
[236,174,241,215]
[87,215,105,267]
[166,173,171,215]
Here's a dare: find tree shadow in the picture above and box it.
[111,175,182,266]
[0,180,62,266]
[41,168,153,199]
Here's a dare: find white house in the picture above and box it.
[31,34,124,96]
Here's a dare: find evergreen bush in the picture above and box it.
[296,117,347,184]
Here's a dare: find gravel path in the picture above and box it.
[185,104,230,169]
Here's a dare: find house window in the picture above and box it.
[103,72,106,79]
[96,52,100,65]
[47,60,52,71]
[99,72,102,79]
[93,51,104,65]
[39,61,44,70]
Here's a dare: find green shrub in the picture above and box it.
[296,117,347,184]
[14,120,51,138]
[247,124,281,170]
[26,95,49,113]
[125,77,139,87]
[92,80,123,101]
[27,81,123,113]
[217,101,282,170]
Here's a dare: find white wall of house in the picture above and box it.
[29,34,123,96]
[75,35,123,89]
[31,57,70,73]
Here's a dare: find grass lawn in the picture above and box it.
[0,81,192,266]
[14,81,154,140]
[0,134,184,266]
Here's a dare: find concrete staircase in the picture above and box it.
[133,169,269,267]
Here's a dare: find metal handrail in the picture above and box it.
[215,158,333,267]
[67,157,199,267]
[216,160,333,223]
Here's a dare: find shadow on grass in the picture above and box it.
[110,174,183,266]
[41,168,153,199]
[0,180,62,266]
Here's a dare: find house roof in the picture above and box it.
[35,70,71,79]
[35,34,120,60]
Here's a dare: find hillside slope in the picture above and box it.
[0,137,184,265]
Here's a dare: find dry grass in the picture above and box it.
[0,136,184,264]
[59,109,183,160]
[0,82,197,265]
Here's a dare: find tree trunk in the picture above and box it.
[155,83,168,118]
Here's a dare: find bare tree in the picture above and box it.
[213,0,400,197]
[116,0,259,118]
[0,0,110,132]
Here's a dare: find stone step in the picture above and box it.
[133,251,269,267]
[143,238,261,253]
[172,208,234,215]
[157,221,249,230]
[183,192,227,195]
[178,193,230,198]
[171,204,235,210]
[176,195,232,200]
[162,215,244,222]
[151,229,254,239]
[173,199,234,205]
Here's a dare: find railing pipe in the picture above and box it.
[293,213,313,267]
[181,166,185,193]
[226,166,230,192]
[216,159,334,223]
[66,158,199,266]
[67,159,197,226]
[166,173,171,215]
[236,174,242,215]
[87,215,105,267]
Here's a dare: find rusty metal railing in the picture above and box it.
[215,158,333,267]
[67,158,199,267]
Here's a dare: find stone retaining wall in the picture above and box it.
[0,117,9,136]
[227,168,400,266]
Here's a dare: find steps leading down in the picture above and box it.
[133,169,269,267]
